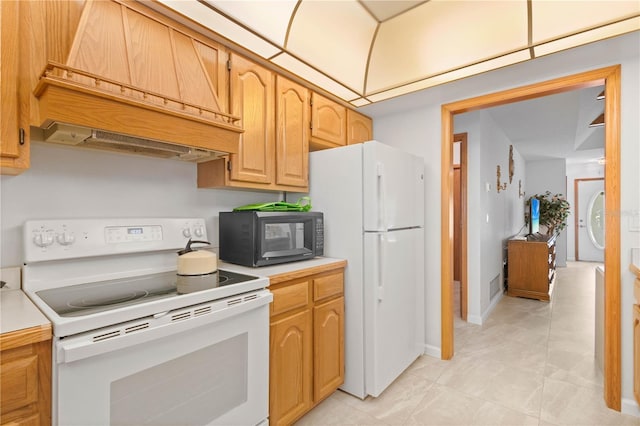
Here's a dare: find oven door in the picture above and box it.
[53,290,272,426]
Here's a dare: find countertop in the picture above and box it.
[219,256,347,286]
[0,289,51,335]
[0,257,346,336]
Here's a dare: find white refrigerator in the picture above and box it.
[305,140,425,399]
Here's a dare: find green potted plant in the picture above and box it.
[526,191,571,235]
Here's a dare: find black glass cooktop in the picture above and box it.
[36,269,259,318]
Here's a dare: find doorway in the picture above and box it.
[453,133,467,321]
[440,66,621,410]
[575,178,605,262]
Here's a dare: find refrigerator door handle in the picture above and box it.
[377,233,385,301]
[377,162,387,231]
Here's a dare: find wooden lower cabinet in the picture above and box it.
[507,234,557,301]
[270,309,313,425]
[268,264,345,425]
[313,296,344,402]
[0,326,51,426]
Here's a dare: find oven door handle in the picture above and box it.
[56,291,272,364]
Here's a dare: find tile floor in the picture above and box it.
[296,262,640,425]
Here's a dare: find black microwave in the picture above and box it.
[219,211,324,267]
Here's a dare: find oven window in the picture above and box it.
[262,222,309,257]
[110,334,248,425]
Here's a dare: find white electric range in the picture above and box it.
[22,218,271,426]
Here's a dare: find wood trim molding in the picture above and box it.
[454,133,468,321]
[573,177,604,261]
[440,65,621,410]
[0,324,52,352]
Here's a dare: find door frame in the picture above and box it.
[440,65,621,410]
[574,177,605,261]
[453,133,468,321]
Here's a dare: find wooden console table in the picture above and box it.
[507,233,557,301]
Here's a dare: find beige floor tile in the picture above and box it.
[544,346,604,389]
[404,355,451,383]
[295,392,387,425]
[406,384,538,426]
[540,378,640,425]
[405,384,488,425]
[332,373,434,424]
[436,354,544,416]
[297,262,638,425]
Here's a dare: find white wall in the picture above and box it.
[362,31,640,411]
[525,159,568,267]
[0,139,279,267]
[566,162,605,261]
[454,110,526,324]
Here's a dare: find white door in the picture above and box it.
[363,227,424,397]
[363,141,424,231]
[577,179,605,262]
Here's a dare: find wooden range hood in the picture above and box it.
[30,0,242,160]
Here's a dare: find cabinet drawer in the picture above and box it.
[313,272,344,302]
[0,355,38,415]
[271,281,310,317]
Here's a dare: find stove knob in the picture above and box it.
[57,231,75,246]
[193,226,204,238]
[33,232,54,248]
[182,228,192,238]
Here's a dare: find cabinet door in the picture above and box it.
[1,0,29,175]
[634,304,640,404]
[270,309,312,426]
[313,296,344,402]
[0,339,51,426]
[276,76,309,188]
[229,53,275,184]
[347,109,372,145]
[310,92,346,150]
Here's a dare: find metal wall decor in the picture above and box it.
[508,145,514,183]
[496,165,508,193]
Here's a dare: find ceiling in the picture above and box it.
[458,85,605,164]
[152,0,638,107]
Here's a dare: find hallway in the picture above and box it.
[297,262,639,425]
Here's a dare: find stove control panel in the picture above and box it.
[24,218,208,263]
[105,225,163,244]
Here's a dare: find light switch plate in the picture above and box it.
[0,266,22,290]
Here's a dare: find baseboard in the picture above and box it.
[466,291,504,325]
[622,397,640,418]
[482,291,504,323]
[424,344,441,359]
[467,314,482,325]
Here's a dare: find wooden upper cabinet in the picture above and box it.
[228,53,275,184]
[1,0,30,175]
[347,109,373,145]
[276,76,309,188]
[198,65,309,192]
[310,92,346,151]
